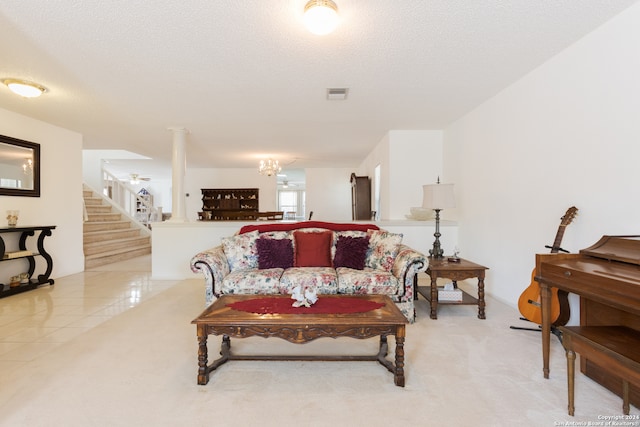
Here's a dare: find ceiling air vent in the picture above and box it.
[326,88,349,101]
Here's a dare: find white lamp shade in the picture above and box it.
[422,183,455,210]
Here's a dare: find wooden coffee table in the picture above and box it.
[191,294,408,387]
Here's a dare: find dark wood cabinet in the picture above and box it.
[200,188,259,220]
[350,173,371,220]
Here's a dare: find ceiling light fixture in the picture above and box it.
[2,78,47,98]
[303,0,339,35]
[258,159,282,176]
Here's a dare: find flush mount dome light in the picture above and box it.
[2,78,47,98]
[303,0,338,35]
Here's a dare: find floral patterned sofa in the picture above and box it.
[190,221,427,322]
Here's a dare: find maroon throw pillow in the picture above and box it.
[256,238,294,269]
[293,230,333,267]
[334,236,370,270]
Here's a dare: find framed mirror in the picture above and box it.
[0,134,40,197]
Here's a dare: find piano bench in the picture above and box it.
[559,326,640,416]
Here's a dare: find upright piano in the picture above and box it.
[535,235,640,406]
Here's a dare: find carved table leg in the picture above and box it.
[477,274,486,319]
[379,334,389,357]
[430,274,438,319]
[36,228,54,284]
[394,326,406,387]
[197,325,209,385]
[221,335,231,357]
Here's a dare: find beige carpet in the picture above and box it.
[0,257,636,426]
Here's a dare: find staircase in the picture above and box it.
[83,186,151,269]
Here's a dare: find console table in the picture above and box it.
[0,225,56,298]
[416,257,488,319]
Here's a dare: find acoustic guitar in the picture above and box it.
[517,206,578,326]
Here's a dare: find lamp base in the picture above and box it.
[429,209,444,259]
[429,246,444,259]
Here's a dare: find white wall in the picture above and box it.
[81,150,105,192]
[444,2,640,322]
[153,221,249,280]
[359,133,391,218]
[304,168,352,221]
[360,130,444,220]
[0,107,84,279]
[388,130,443,219]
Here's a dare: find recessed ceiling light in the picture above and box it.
[2,78,48,98]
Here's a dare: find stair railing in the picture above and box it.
[100,168,162,229]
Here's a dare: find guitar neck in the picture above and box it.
[550,225,567,254]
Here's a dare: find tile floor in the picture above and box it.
[0,256,168,369]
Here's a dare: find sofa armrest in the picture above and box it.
[391,244,427,301]
[190,246,230,302]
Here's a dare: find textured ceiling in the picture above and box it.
[0,0,637,179]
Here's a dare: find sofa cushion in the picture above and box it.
[366,230,403,272]
[332,230,368,259]
[333,236,369,270]
[280,267,338,294]
[334,230,368,239]
[221,230,260,271]
[259,231,291,240]
[256,238,294,269]
[293,230,333,267]
[221,268,284,294]
[336,267,399,295]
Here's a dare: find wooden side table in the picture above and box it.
[416,257,488,319]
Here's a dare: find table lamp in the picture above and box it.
[422,178,455,259]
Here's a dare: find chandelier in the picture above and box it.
[258,159,281,176]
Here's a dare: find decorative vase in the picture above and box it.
[6,210,19,227]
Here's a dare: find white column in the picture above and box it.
[168,127,188,222]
